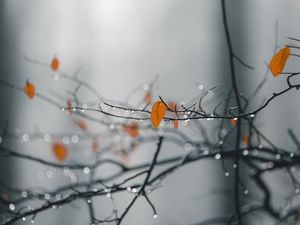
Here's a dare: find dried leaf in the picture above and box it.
[269,47,290,77]
[75,119,88,131]
[151,101,167,128]
[23,80,35,99]
[168,102,179,129]
[229,118,237,127]
[52,142,68,161]
[51,56,60,71]
[122,121,139,138]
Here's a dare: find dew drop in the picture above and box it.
[71,135,79,143]
[83,167,90,174]
[243,150,249,156]
[215,154,221,160]
[9,203,15,211]
[44,134,51,142]
[62,136,70,144]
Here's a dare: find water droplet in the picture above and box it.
[244,190,249,195]
[198,84,204,91]
[184,143,193,152]
[243,150,249,156]
[233,164,237,169]
[225,172,229,177]
[290,152,295,158]
[87,199,92,204]
[83,167,90,174]
[109,124,115,130]
[46,170,54,178]
[22,134,29,142]
[62,136,70,144]
[54,74,60,80]
[127,187,131,191]
[275,154,281,160]
[215,154,221,160]
[252,150,258,156]
[158,129,164,135]
[9,203,15,211]
[44,134,51,142]
[153,214,158,219]
[143,84,149,90]
[106,193,111,198]
[131,188,138,193]
[55,194,62,200]
[21,191,28,198]
[44,193,51,200]
[30,219,35,224]
[71,135,79,143]
[250,114,255,118]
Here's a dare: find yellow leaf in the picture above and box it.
[269,47,290,77]
[151,101,167,128]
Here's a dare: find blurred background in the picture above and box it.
[1,0,300,224]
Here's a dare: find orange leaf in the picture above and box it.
[229,118,237,127]
[144,92,151,104]
[242,134,250,145]
[269,47,290,77]
[172,119,179,129]
[51,56,60,71]
[168,102,176,111]
[23,80,35,99]
[75,119,88,131]
[122,121,139,138]
[52,142,68,161]
[151,101,167,128]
